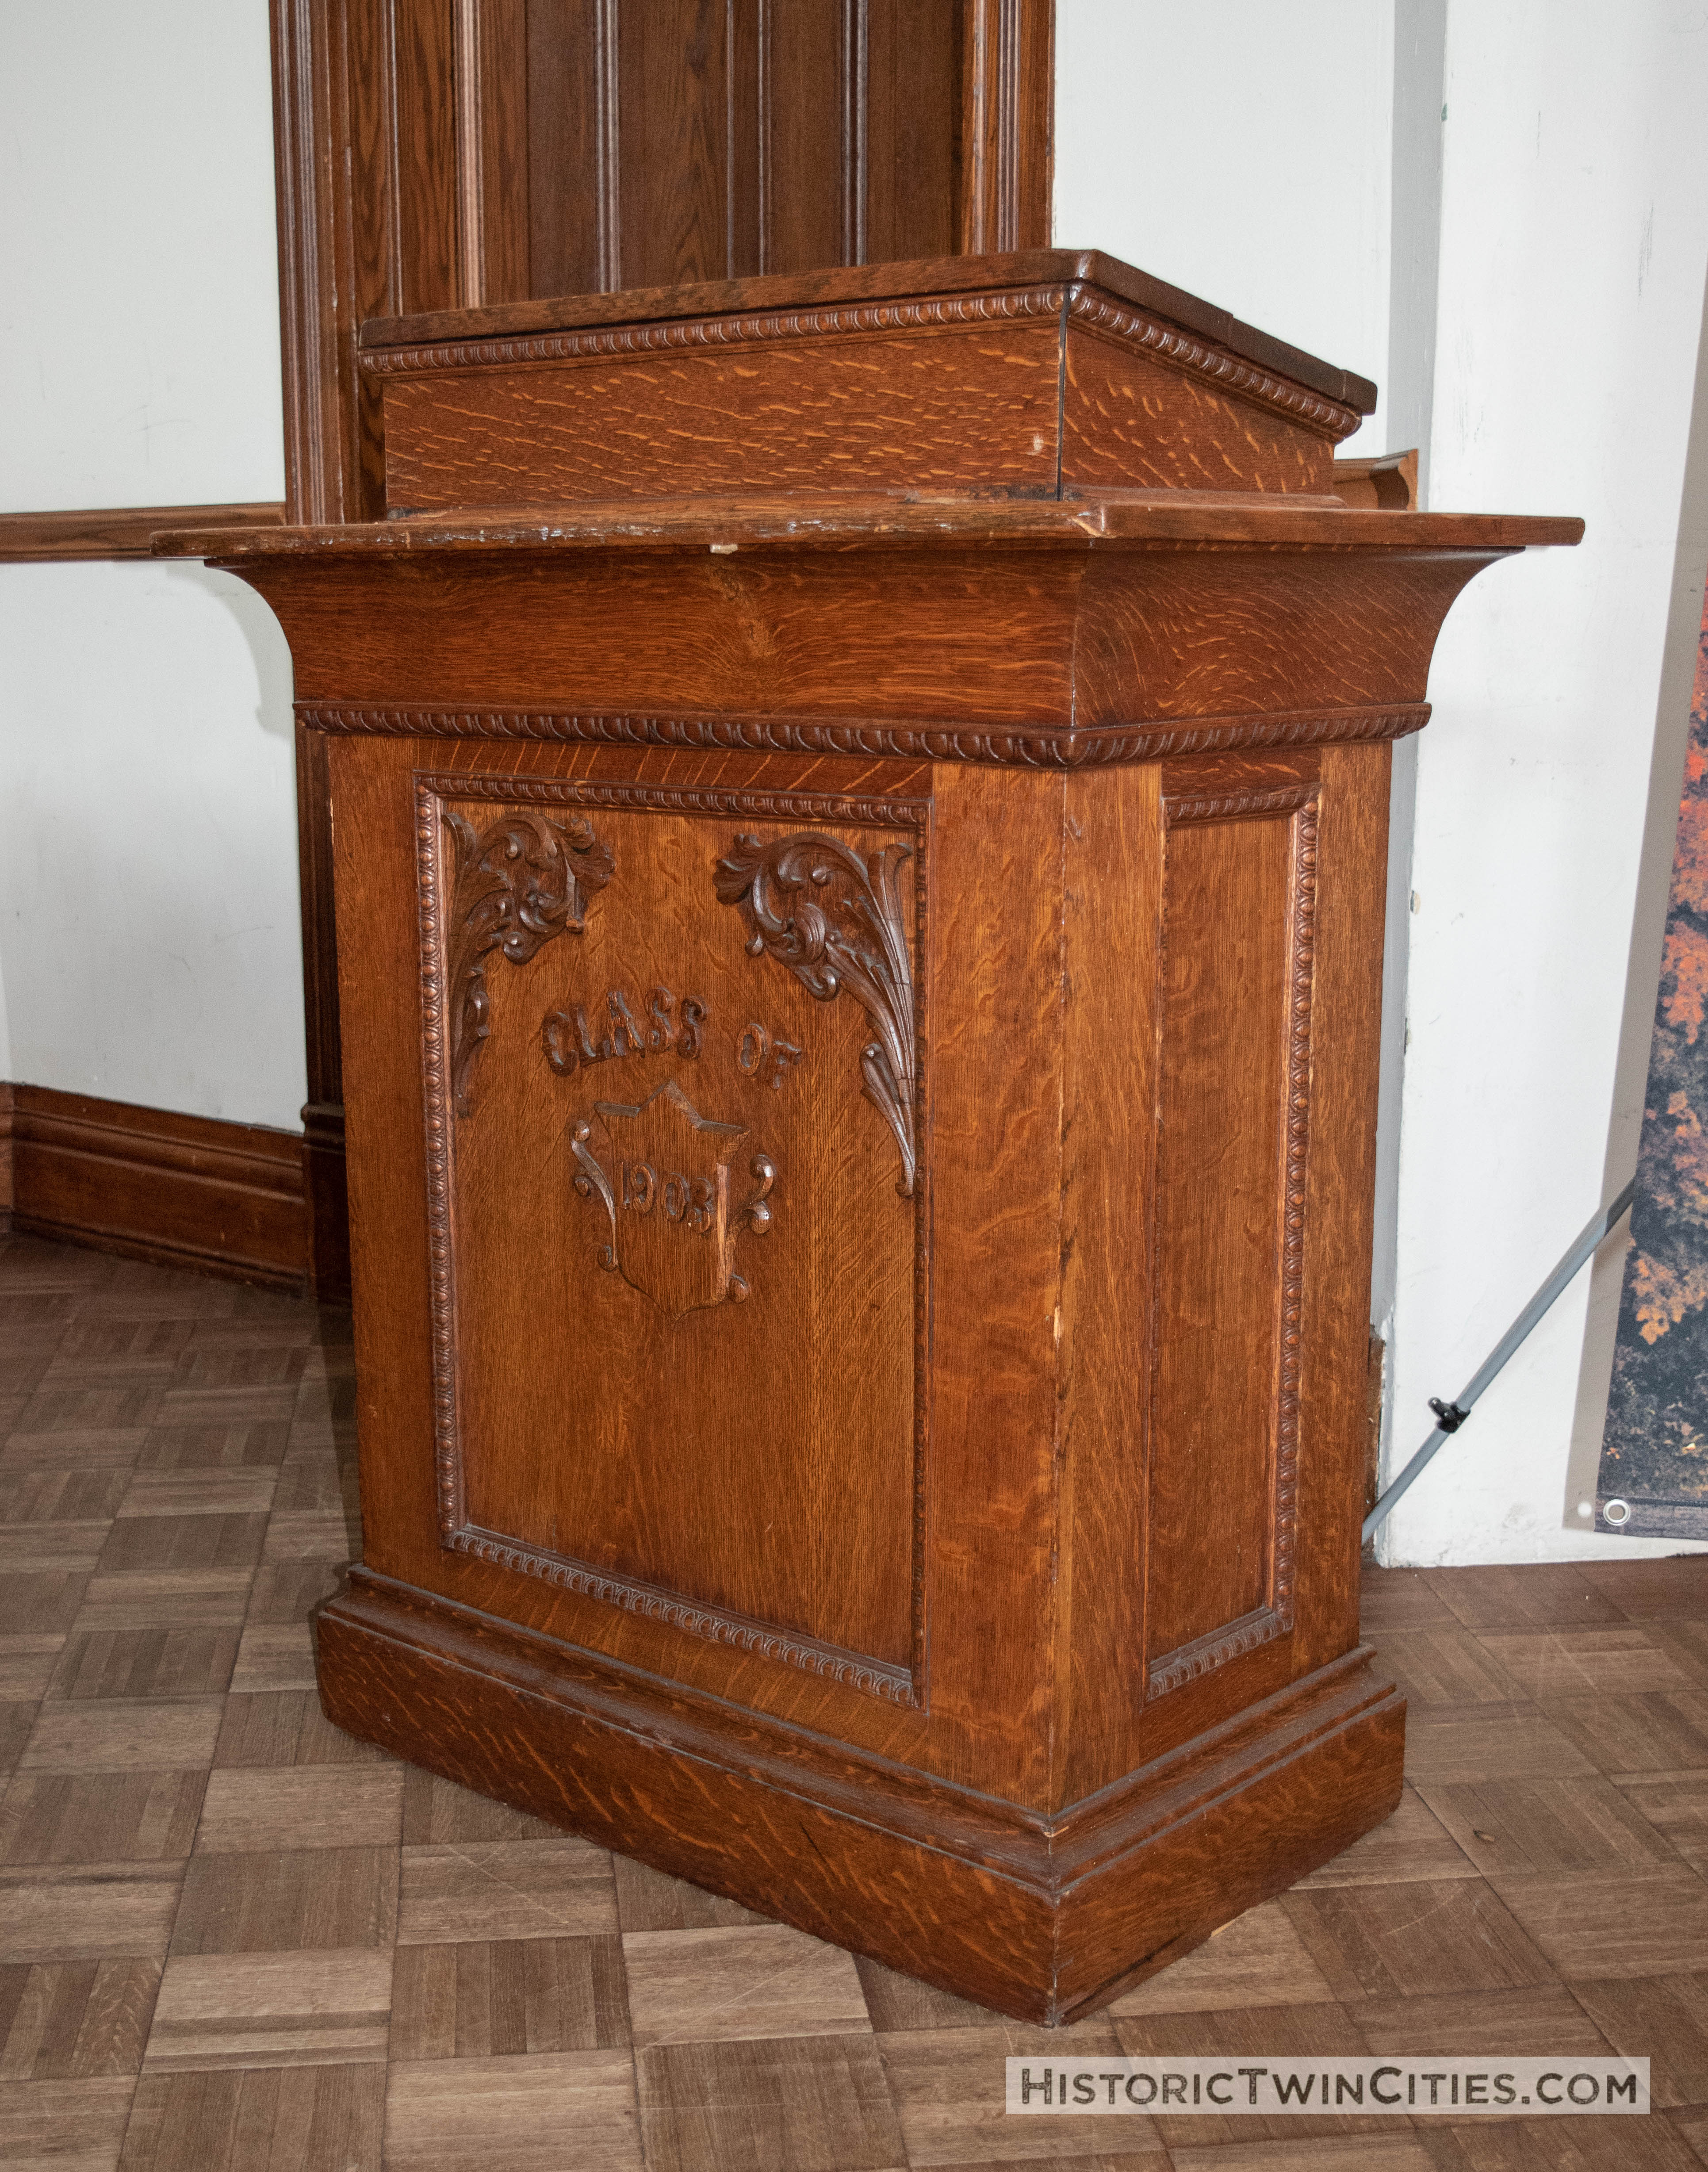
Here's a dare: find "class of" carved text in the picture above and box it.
[543,985,707,1076]
[736,1020,804,1090]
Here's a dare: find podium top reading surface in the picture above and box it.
[352,249,1383,513]
[360,249,1377,412]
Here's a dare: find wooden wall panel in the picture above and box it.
[762,0,851,272]
[864,0,961,265]
[958,0,1052,255]
[462,0,531,305]
[513,0,981,292]
[616,0,731,290]
[342,2,402,521]
[524,0,603,295]
[391,0,464,317]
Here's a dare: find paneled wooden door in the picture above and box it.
[268,0,1055,1296]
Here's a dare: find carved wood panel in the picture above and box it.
[443,804,615,1113]
[714,829,917,1194]
[1143,779,1317,1700]
[416,771,931,1704]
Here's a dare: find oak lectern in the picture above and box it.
[163,251,1579,2023]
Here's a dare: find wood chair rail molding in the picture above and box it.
[0,502,285,564]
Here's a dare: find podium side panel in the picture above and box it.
[1293,739,1391,1670]
[328,732,961,1764]
[1062,322,1341,497]
[922,761,1068,1805]
[1059,759,1162,1805]
[435,782,922,1683]
[1141,787,1305,1687]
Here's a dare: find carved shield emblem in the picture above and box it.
[571,1078,774,1321]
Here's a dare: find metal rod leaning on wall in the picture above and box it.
[1363,1177,1638,1544]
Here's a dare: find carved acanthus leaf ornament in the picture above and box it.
[445,808,614,1115]
[715,831,917,1195]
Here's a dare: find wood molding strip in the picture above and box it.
[271,0,363,1304]
[0,503,286,565]
[295,699,1432,770]
[356,249,1374,415]
[5,1084,308,1290]
[272,0,345,529]
[1331,449,1421,511]
[357,283,1363,445]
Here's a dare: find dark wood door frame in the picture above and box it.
[269,0,1055,1300]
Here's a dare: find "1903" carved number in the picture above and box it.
[618,1157,775,1234]
[620,1161,715,1233]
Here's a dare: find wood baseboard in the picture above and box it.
[3,1083,309,1291]
[0,502,286,564]
[0,1084,13,1232]
[319,1569,1406,2023]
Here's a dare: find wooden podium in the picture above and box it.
[164,252,1579,2023]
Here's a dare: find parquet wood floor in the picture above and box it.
[2,1231,1705,2170]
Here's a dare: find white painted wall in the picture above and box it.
[0,1,286,513]
[1384,0,1708,1563]
[0,562,300,1127]
[0,0,304,1132]
[1055,0,1708,1561]
[1053,0,1394,456]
